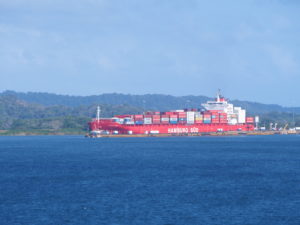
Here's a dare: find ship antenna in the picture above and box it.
[96,106,101,122]
[217,89,221,102]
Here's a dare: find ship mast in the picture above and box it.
[216,89,221,102]
[96,106,101,122]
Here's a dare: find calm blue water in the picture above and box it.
[0,135,300,225]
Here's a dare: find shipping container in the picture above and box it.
[144,118,152,124]
[165,112,175,116]
[152,115,161,120]
[134,114,143,117]
[152,120,161,124]
[246,117,254,123]
[125,121,134,125]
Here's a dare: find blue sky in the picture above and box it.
[0,0,299,106]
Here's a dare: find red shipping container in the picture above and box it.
[165,112,175,116]
[246,117,254,123]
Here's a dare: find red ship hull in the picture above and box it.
[89,120,254,134]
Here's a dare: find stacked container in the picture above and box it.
[177,112,187,124]
[187,111,195,124]
[124,118,134,125]
[165,112,175,116]
[203,112,212,124]
[219,113,228,123]
[194,112,203,124]
[161,115,170,124]
[169,115,178,124]
[144,116,152,124]
[246,117,254,123]
[152,115,161,124]
[134,115,144,125]
[211,112,219,124]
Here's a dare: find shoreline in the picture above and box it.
[86,130,299,138]
[0,130,86,136]
[1,130,298,137]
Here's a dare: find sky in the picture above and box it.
[0,0,299,106]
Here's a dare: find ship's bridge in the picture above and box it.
[202,92,229,112]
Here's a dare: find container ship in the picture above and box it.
[88,92,255,136]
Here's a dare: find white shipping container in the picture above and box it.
[238,109,246,123]
[144,118,152,123]
[186,112,195,118]
[187,114,195,123]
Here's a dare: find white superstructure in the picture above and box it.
[202,91,248,124]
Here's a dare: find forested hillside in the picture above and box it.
[0,95,143,134]
[1,90,300,114]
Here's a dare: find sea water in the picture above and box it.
[0,135,299,225]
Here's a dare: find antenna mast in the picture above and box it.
[217,89,221,102]
[96,106,101,122]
